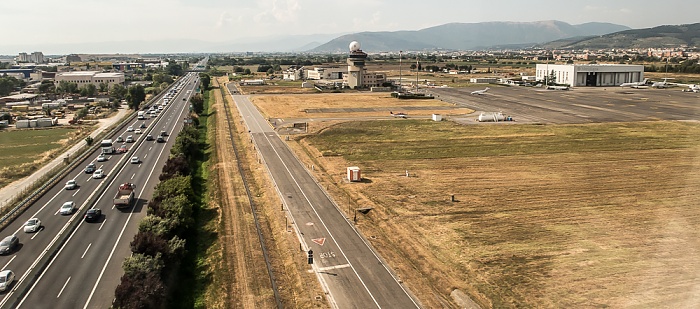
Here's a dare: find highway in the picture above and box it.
[227,85,421,309]
[0,71,200,309]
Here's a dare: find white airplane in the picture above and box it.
[651,78,675,89]
[471,87,490,95]
[390,111,407,118]
[681,84,700,93]
[546,85,570,91]
[620,78,649,88]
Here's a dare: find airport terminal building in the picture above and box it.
[535,64,644,87]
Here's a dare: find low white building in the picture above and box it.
[535,64,644,87]
[54,71,125,87]
[283,66,304,81]
[306,66,345,80]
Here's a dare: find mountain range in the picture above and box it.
[539,23,700,49]
[310,21,630,52]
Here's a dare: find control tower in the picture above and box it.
[346,41,367,89]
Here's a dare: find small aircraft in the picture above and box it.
[620,78,649,88]
[651,78,675,89]
[471,87,490,95]
[390,111,408,118]
[546,85,570,91]
[681,84,700,93]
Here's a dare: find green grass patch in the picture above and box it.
[0,128,78,167]
[307,120,700,161]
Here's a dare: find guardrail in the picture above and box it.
[3,76,189,307]
[0,80,176,231]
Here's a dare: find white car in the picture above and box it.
[23,218,41,233]
[64,179,77,190]
[60,201,75,215]
[0,270,14,292]
[126,135,134,143]
[126,126,134,132]
[130,156,140,164]
[116,136,124,142]
[134,129,142,134]
[97,154,107,162]
[92,169,105,179]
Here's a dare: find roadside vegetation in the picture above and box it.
[113,75,209,309]
[292,119,700,308]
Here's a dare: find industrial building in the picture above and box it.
[535,64,644,87]
[306,66,346,80]
[54,71,125,87]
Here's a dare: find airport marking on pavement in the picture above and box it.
[312,238,326,246]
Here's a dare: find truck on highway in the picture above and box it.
[137,111,146,120]
[113,183,135,209]
[100,139,115,154]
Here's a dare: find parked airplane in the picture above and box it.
[620,78,649,88]
[390,111,408,118]
[682,84,700,93]
[546,85,570,91]
[651,78,675,88]
[471,87,490,95]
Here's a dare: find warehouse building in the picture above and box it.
[54,71,125,87]
[535,64,644,87]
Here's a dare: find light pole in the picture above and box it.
[398,51,403,93]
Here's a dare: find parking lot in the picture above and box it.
[430,86,700,124]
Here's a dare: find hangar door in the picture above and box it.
[586,72,597,86]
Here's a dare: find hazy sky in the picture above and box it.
[1,0,698,51]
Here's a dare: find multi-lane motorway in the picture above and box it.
[227,85,421,309]
[0,72,200,309]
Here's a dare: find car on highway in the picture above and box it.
[160,130,168,137]
[130,156,140,164]
[126,135,134,143]
[126,126,134,132]
[97,153,108,162]
[60,201,75,215]
[0,270,15,292]
[117,145,128,153]
[134,129,142,134]
[140,122,146,128]
[145,134,153,141]
[156,136,165,143]
[116,136,124,142]
[23,218,41,233]
[64,179,77,190]
[84,208,102,223]
[92,169,105,179]
[0,235,19,255]
[85,163,96,173]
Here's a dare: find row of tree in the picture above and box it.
[113,124,202,308]
[0,76,26,96]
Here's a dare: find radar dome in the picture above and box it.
[349,41,361,52]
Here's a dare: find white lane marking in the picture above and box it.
[99,219,106,231]
[1,256,16,271]
[81,243,91,259]
[144,154,148,158]
[30,229,42,240]
[83,81,192,309]
[317,264,351,272]
[57,276,71,298]
[148,147,152,151]
[131,173,135,179]
[72,189,80,197]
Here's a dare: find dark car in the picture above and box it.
[85,208,102,222]
[140,122,146,128]
[0,235,19,255]
[84,163,96,173]
[145,134,153,141]
[156,136,165,143]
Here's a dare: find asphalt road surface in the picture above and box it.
[430,86,700,124]
[0,73,199,309]
[228,85,421,309]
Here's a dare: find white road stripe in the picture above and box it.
[1,256,16,271]
[317,264,351,272]
[81,243,91,259]
[57,277,71,298]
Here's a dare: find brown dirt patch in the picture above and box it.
[252,92,473,120]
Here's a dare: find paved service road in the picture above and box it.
[0,73,200,309]
[228,85,421,309]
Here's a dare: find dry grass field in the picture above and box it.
[251,92,474,119]
[286,119,700,308]
[0,127,87,187]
